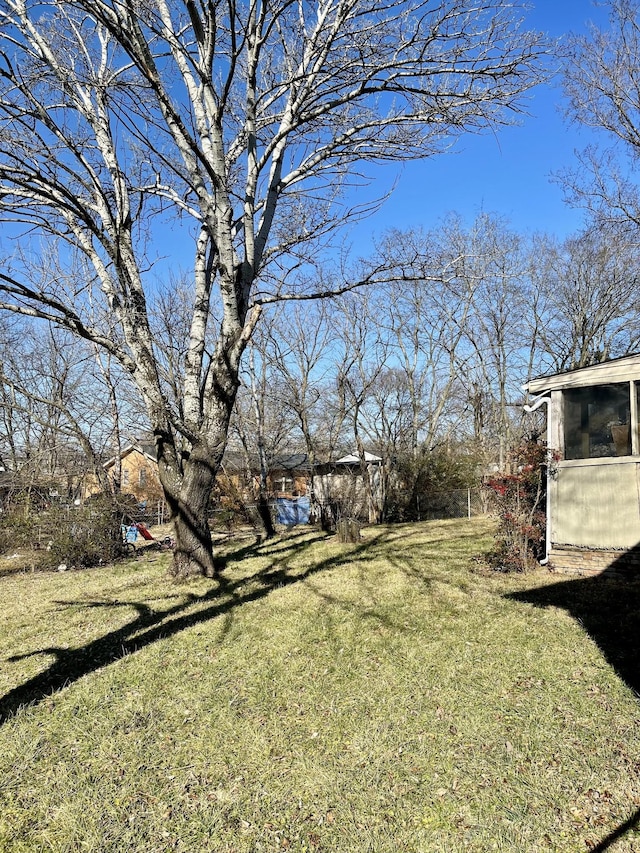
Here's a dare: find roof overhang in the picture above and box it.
[336,452,382,464]
[526,353,640,395]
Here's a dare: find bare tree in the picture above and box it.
[0,321,131,500]
[425,213,535,469]
[232,318,296,538]
[265,301,335,520]
[561,0,640,227]
[531,225,640,372]
[0,0,545,575]
[334,291,392,522]
[0,315,29,473]
[376,225,479,455]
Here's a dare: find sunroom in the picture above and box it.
[526,353,640,575]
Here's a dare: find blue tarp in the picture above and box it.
[276,496,310,526]
[123,524,138,543]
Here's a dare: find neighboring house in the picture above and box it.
[86,442,386,526]
[219,450,311,500]
[526,353,640,575]
[96,444,311,509]
[267,453,311,496]
[102,443,163,505]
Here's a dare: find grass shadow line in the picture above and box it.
[588,807,640,851]
[0,529,389,725]
[506,565,640,697]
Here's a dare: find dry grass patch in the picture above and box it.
[0,519,639,851]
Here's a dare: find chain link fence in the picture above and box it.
[409,488,489,521]
[208,489,492,530]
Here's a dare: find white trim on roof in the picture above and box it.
[526,353,640,394]
[335,452,382,464]
[103,443,157,470]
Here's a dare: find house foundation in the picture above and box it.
[549,545,640,578]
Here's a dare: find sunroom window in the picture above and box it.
[564,383,631,460]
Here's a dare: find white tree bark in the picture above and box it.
[0,0,546,574]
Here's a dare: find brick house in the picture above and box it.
[102,443,163,506]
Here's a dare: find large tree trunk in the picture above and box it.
[152,328,242,578]
[159,443,218,578]
[174,467,217,579]
[155,425,229,579]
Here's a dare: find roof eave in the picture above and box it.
[525,352,640,394]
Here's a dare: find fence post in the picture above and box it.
[467,489,471,519]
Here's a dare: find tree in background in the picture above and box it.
[266,301,337,526]
[333,291,393,522]
[232,317,297,538]
[0,0,545,576]
[376,225,477,457]
[561,0,640,228]
[530,225,640,371]
[0,318,136,502]
[449,213,536,470]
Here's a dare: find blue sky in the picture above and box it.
[349,0,612,252]
[148,2,613,274]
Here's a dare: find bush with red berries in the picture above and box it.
[484,441,550,572]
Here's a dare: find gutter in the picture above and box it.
[523,392,551,566]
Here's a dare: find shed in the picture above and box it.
[312,451,383,522]
[525,353,640,575]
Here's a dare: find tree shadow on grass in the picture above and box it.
[506,549,640,851]
[0,527,391,726]
[587,809,640,852]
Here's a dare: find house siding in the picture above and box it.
[527,353,640,576]
[551,458,640,551]
[104,447,163,505]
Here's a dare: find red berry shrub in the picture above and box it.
[485,441,550,572]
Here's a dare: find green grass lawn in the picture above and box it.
[0,518,639,852]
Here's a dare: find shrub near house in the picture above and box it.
[485,440,547,572]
